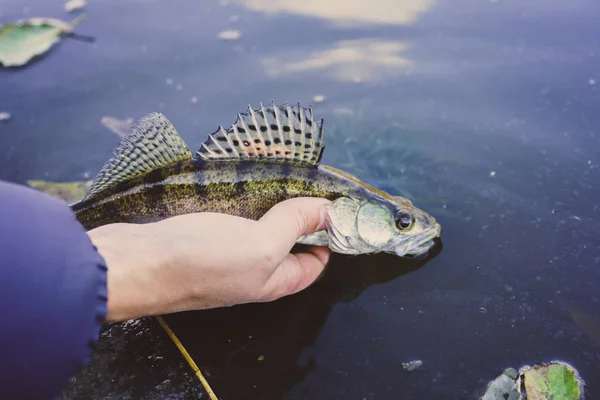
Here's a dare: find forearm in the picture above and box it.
[0,180,107,399]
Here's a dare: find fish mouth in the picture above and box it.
[404,239,435,257]
[395,225,441,257]
[396,239,435,258]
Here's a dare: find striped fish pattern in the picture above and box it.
[71,102,441,257]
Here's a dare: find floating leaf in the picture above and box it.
[27,179,91,203]
[65,0,86,12]
[101,116,134,138]
[217,30,241,40]
[402,360,423,372]
[0,14,88,67]
[312,94,325,103]
[516,361,583,400]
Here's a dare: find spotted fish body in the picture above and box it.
[71,103,441,257]
[74,159,369,228]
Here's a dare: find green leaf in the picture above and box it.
[257,355,264,361]
[0,14,87,67]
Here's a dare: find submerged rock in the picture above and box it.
[481,368,519,400]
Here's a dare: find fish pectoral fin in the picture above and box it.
[296,230,329,247]
[195,101,325,167]
[83,113,192,201]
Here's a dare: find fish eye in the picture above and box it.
[395,211,414,231]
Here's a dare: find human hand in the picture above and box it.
[88,197,332,322]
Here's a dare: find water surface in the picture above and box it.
[1,0,599,398]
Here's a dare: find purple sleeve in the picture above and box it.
[0,180,107,399]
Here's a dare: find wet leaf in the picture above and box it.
[27,179,91,203]
[402,360,423,372]
[517,361,583,400]
[0,14,87,67]
[217,30,241,40]
[312,94,325,103]
[65,0,86,12]
[101,116,134,137]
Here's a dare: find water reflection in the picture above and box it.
[231,0,435,27]
[262,39,411,83]
[242,0,437,83]
[163,244,442,400]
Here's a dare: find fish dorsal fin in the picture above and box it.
[83,112,192,200]
[196,102,325,167]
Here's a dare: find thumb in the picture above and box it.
[257,197,333,302]
[258,197,331,251]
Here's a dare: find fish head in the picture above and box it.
[325,195,441,257]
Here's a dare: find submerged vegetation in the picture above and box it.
[26,179,91,203]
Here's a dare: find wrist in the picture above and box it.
[88,223,188,322]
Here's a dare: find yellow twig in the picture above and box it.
[155,315,219,400]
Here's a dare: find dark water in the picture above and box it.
[2,0,600,398]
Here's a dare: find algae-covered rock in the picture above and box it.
[481,361,584,400]
[27,179,91,203]
[516,361,584,400]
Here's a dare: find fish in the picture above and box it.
[70,102,442,257]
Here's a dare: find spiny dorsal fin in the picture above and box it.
[195,101,325,167]
[83,112,192,200]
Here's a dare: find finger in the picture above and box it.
[261,246,331,301]
[258,197,331,252]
